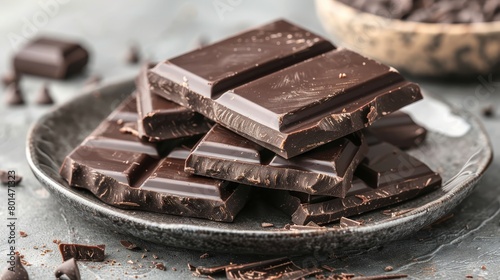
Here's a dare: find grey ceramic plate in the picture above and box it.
[26,79,493,255]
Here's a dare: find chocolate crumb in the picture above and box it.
[54,258,81,280]
[5,84,25,106]
[172,267,177,271]
[35,83,54,105]
[53,239,61,244]
[153,254,159,259]
[261,222,274,228]
[155,262,167,271]
[481,265,486,270]
[466,275,473,279]
[120,240,140,251]
[482,105,495,118]
[125,45,141,64]
[200,253,210,259]
[385,266,394,272]
[19,231,28,238]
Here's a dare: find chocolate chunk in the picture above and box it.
[272,141,441,225]
[136,64,212,142]
[54,258,81,280]
[5,84,25,106]
[366,111,427,149]
[125,45,140,64]
[149,20,421,158]
[35,84,54,105]
[154,262,167,271]
[13,37,89,79]
[1,72,19,87]
[1,254,29,280]
[59,96,250,222]
[119,240,140,251]
[186,124,367,197]
[0,170,22,186]
[58,244,105,262]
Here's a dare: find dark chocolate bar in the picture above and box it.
[148,19,422,158]
[366,111,427,149]
[60,96,250,222]
[272,142,441,225]
[13,37,89,79]
[136,64,212,142]
[185,124,367,197]
[58,244,105,262]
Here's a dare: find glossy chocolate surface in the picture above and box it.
[13,37,89,79]
[186,124,367,197]
[136,64,212,141]
[148,20,422,158]
[59,96,250,222]
[272,141,442,225]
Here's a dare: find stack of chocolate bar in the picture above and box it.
[60,20,441,225]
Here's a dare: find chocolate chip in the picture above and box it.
[5,84,24,106]
[0,254,29,280]
[35,84,54,105]
[54,258,81,280]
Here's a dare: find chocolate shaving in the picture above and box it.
[340,217,362,228]
[54,258,81,280]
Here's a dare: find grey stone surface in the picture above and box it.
[0,0,499,279]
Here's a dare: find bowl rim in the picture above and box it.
[319,0,500,34]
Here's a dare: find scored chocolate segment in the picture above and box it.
[149,19,421,158]
[215,48,422,158]
[271,141,441,225]
[185,124,367,197]
[366,111,427,149]
[60,97,250,222]
[150,19,334,100]
[82,96,166,157]
[13,37,89,79]
[136,64,212,142]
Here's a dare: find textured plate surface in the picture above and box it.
[26,79,492,255]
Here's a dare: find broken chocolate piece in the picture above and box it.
[0,170,22,186]
[119,240,140,251]
[149,19,422,158]
[13,37,89,79]
[59,96,250,222]
[5,84,25,106]
[136,63,212,142]
[186,124,367,197]
[272,141,441,225]
[54,258,81,280]
[367,111,426,149]
[0,254,29,280]
[35,84,54,105]
[58,244,106,262]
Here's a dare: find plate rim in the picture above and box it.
[25,78,494,248]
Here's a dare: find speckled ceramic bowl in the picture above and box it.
[316,0,500,76]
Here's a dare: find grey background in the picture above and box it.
[0,0,499,279]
